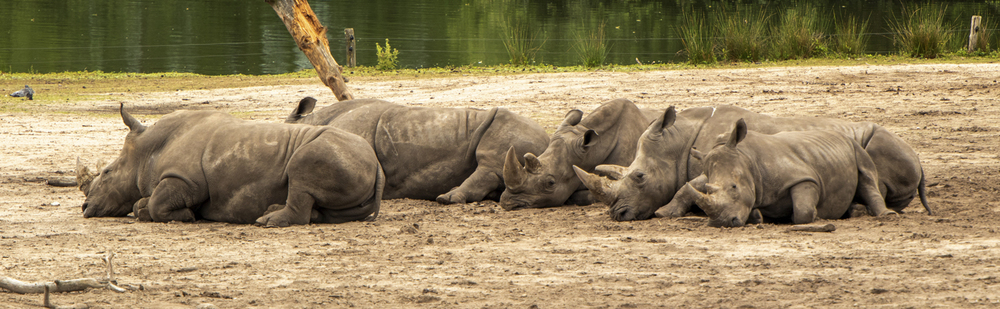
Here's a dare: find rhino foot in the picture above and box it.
[255,214,291,228]
[133,198,152,222]
[436,191,468,205]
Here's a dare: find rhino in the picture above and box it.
[574,105,930,221]
[79,105,384,227]
[499,98,656,210]
[286,97,549,204]
[683,119,896,227]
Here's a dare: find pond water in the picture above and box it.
[1,0,996,75]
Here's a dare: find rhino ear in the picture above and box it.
[286,97,317,123]
[660,106,677,130]
[581,130,598,150]
[524,153,543,174]
[120,104,146,133]
[561,109,584,127]
[691,148,705,161]
[726,118,747,148]
[503,146,526,187]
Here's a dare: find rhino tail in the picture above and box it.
[360,160,385,222]
[918,168,932,216]
[464,107,500,161]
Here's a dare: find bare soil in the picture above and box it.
[2,63,1000,308]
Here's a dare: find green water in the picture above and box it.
[1,0,997,75]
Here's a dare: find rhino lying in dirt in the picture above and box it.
[575,105,930,221]
[286,97,549,204]
[79,106,384,227]
[499,98,655,210]
[683,119,897,227]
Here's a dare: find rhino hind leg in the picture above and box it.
[255,191,314,227]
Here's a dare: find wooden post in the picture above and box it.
[345,28,356,68]
[969,15,982,53]
[266,0,353,101]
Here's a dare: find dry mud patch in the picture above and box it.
[2,63,1000,308]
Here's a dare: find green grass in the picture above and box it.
[375,39,400,71]
[890,3,953,59]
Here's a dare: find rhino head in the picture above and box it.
[79,105,147,218]
[688,119,757,227]
[573,107,690,221]
[500,109,597,210]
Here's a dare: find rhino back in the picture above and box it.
[374,107,492,199]
[577,98,650,167]
[741,131,861,220]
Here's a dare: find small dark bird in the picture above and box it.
[10,85,33,100]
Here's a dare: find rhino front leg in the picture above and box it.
[133,197,151,221]
[565,190,594,206]
[436,170,500,204]
[656,174,708,218]
[256,191,313,227]
[146,178,199,222]
[789,182,820,224]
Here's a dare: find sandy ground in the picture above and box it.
[2,63,1000,308]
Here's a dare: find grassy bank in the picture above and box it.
[1,54,997,105]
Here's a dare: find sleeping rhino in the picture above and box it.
[79,105,384,227]
[286,97,549,204]
[685,119,896,227]
[499,98,656,210]
[574,105,930,221]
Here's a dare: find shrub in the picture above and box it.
[772,6,825,60]
[716,5,770,62]
[573,22,610,68]
[890,3,952,59]
[375,39,399,71]
[500,16,545,65]
[832,14,870,56]
[679,10,716,65]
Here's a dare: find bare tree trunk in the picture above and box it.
[266,0,353,101]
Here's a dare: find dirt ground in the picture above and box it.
[2,63,1000,308]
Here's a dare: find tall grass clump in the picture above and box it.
[573,22,610,68]
[832,14,870,56]
[771,5,826,60]
[716,5,770,62]
[375,39,399,70]
[501,16,545,65]
[890,3,952,59]
[679,10,716,65]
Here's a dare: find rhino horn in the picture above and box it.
[523,153,543,174]
[76,157,96,196]
[691,182,716,213]
[120,104,146,133]
[593,164,627,181]
[502,146,526,187]
[691,148,705,161]
[573,165,614,205]
[561,109,584,127]
[726,118,748,148]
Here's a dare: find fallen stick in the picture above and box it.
[788,224,836,233]
[43,285,90,309]
[0,252,128,294]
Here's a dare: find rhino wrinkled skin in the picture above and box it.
[286,97,549,204]
[499,98,656,210]
[690,119,897,227]
[574,105,930,221]
[80,106,384,227]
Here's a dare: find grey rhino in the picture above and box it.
[499,98,655,210]
[685,118,896,227]
[286,97,549,204]
[574,105,930,221]
[79,105,384,227]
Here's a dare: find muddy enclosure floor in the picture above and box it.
[2,63,1000,308]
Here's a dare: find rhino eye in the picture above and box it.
[632,172,646,183]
